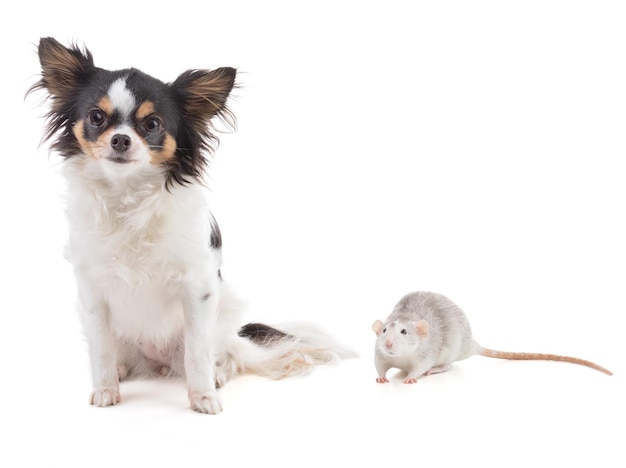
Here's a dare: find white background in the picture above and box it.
[2,1,624,467]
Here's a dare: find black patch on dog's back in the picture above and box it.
[238,323,292,345]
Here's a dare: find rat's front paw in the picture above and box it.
[189,390,223,414]
[89,387,121,407]
[403,377,418,384]
[376,376,389,383]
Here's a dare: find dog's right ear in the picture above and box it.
[33,37,95,101]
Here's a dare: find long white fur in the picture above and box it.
[61,78,353,414]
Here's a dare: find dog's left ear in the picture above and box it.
[170,67,236,125]
[163,67,236,186]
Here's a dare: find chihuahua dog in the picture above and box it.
[29,37,351,414]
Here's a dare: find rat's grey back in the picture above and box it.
[389,291,478,362]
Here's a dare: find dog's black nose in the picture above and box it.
[111,134,131,152]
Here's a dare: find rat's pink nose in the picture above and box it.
[385,340,393,349]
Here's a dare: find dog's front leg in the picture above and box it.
[184,286,222,414]
[80,295,120,407]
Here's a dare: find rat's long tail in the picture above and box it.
[478,347,613,376]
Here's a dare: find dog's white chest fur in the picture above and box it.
[63,164,219,343]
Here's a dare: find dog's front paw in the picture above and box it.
[189,390,223,414]
[89,387,121,407]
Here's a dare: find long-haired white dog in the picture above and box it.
[29,37,352,414]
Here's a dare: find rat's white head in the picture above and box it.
[372,319,429,357]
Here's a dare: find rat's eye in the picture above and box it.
[382,328,387,333]
[88,109,106,127]
[143,116,162,133]
[401,329,407,335]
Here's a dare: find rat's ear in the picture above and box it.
[34,37,95,100]
[415,320,429,338]
[372,320,384,336]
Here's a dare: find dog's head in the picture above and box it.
[29,37,236,188]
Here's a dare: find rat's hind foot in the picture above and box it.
[376,376,389,383]
[425,364,450,376]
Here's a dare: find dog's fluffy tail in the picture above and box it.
[215,321,356,386]
[214,283,356,386]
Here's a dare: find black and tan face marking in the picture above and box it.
[69,77,179,166]
[134,101,178,164]
[30,37,237,187]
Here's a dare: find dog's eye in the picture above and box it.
[88,109,106,127]
[143,117,162,133]
[401,329,407,335]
